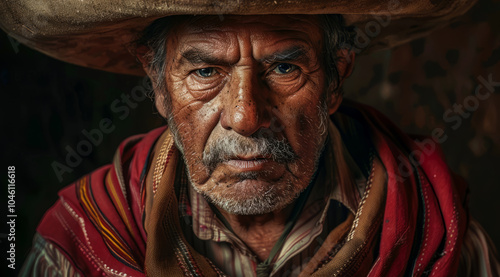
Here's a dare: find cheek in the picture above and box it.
[171,102,218,148]
[278,95,326,158]
[168,91,223,172]
[169,103,215,183]
[293,111,324,153]
[297,113,312,134]
[278,90,324,131]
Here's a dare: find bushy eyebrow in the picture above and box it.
[179,45,310,66]
[180,49,228,65]
[260,46,309,64]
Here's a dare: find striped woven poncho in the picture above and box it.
[22,101,499,276]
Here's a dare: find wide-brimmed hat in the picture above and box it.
[0,0,476,76]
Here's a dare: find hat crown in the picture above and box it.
[0,0,477,75]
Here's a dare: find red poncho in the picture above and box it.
[30,101,471,276]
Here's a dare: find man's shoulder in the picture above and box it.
[29,126,168,276]
[54,126,167,200]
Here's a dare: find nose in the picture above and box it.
[220,67,272,136]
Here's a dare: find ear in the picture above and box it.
[328,92,343,115]
[336,48,355,83]
[136,45,168,118]
[135,45,150,69]
[327,49,355,115]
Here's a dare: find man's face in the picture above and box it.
[160,15,337,215]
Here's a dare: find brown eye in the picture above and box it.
[196,67,217,77]
[272,63,297,74]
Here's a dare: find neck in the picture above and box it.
[216,204,294,261]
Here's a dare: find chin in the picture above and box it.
[192,175,303,215]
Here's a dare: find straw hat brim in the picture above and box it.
[0,0,477,75]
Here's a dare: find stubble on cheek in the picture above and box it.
[161,93,212,187]
[161,89,329,215]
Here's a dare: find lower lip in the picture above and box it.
[224,159,271,171]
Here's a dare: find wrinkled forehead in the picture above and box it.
[166,14,323,51]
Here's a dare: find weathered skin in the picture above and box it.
[142,15,353,261]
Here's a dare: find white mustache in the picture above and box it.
[202,134,297,170]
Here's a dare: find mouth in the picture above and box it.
[223,155,274,171]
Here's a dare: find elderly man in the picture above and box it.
[2,1,498,276]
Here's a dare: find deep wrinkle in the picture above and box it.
[133,14,361,262]
[167,17,324,198]
[149,15,356,261]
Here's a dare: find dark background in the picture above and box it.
[1,0,499,275]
